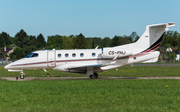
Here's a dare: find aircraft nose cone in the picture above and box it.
[4,64,10,69]
[4,65,8,69]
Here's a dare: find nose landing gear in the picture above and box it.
[20,71,25,79]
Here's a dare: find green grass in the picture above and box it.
[99,65,180,77]
[1,65,180,77]
[0,79,180,112]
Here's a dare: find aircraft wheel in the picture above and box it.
[90,74,96,79]
[90,73,98,79]
[20,71,25,79]
[20,74,24,79]
[94,73,98,78]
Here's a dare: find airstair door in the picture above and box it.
[47,51,56,67]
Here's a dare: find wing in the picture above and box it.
[67,64,104,69]
[66,64,105,74]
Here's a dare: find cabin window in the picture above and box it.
[92,53,96,57]
[58,54,61,58]
[25,53,33,58]
[31,53,38,57]
[80,53,84,57]
[25,53,38,58]
[72,53,76,57]
[65,53,69,57]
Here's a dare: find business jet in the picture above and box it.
[4,23,175,79]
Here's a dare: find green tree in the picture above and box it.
[73,33,88,49]
[9,44,16,48]
[172,31,179,47]
[27,36,37,46]
[161,33,168,48]
[0,52,4,58]
[130,32,139,42]
[111,36,120,47]
[92,37,102,48]
[62,36,73,49]
[56,35,63,49]
[177,33,180,48]
[101,37,111,47]
[121,36,132,44]
[134,35,140,42]
[37,34,46,48]
[24,46,37,56]
[9,53,16,61]
[166,52,176,62]
[0,34,5,47]
[111,35,133,47]
[46,36,56,49]
[15,29,28,48]
[10,47,22,60]
[86,38,93,48]
[165,31,175,47]
[46,35,63,49]
[2,32,11,46]
[161,31,179,48]
[10,36,16,44]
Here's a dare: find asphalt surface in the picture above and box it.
[1,77,180,81]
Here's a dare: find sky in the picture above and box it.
[0,0,180,41]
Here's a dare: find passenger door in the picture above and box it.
[47,50,56,67]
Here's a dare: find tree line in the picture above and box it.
[0,29,179,61]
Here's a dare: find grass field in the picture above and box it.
[0,79,180,112]
[1,65,180,111]
[1,65,180,77]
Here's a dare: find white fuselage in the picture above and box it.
[4,48,159,73]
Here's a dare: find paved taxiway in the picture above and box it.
[1,77,180,81]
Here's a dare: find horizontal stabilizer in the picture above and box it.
[141,57,159,63]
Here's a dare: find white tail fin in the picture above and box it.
[135,23,175,50]
[115,23,175,54]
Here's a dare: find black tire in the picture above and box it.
[90,73,98,79]
[90,75,96,79]
[20,75,24,79]
[94,73,98,78]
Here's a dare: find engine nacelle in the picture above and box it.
[102,48,132,58]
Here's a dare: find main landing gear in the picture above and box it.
[89,73,98,79]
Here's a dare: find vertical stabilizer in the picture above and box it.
[114,23,175,54]
[133,23,175,53]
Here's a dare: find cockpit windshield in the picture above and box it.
[25,53,39,58]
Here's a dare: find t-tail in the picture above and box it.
[121,23,175,63]
[114,23,175,54]
[101,23,175,71]
[133,23,175,53]
[102,23,175,66]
